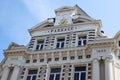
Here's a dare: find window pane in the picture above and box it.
[36,45,39,50]
[61,42,64,48]
[56,43,60,48]
[49,74,54,80]
[83,40,86,45]
[75,66,86,71]
[55,74,60,80]
[26,76,31,80]
[51,68,61,73]
[32,76,36,80]
[81,72,86,80]
[74,73,79,80]
[40,44,43,49]
[78,41,81,46]
[28,70,38,74]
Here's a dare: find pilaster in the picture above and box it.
[59,52,62,61]
[45,63,50,80]
[10,65,20,80]
[1,66,10,80]
[37,54,39,63]
[82,49,85,59]
[51,52,54,62]
[67,51,70,60]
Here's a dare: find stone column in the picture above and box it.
[45,64,50,80]
[105,58,114,80]
[10,66,20,80]
[1,66,10,80]
[92,59,100,80]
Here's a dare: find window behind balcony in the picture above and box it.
[56,38,65,48]
[26,69,38,80]
[74,66,86,80]
[78,36,87,46]
[49,68,61,80]
[36,40,44,50]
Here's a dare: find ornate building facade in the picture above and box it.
[0,5,120,80]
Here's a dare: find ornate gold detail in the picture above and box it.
[59,18,68,25]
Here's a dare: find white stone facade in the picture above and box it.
[0,5,120,80]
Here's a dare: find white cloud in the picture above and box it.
[22,0,55,21]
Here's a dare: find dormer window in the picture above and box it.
[36,40,44,50]
[78,36,87,46]
[56,38,65,48]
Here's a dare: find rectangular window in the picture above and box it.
[55,58,59,61]
[78,36,87,46]
[26,69,38,80]
[56,38,65,48]
[70,56,75,60]
[36,40,44,50]
[74,66,86,80]
[49,68,61,80]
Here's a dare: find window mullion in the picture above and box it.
[81,39,83,46]
[54,73,56,80]
[38,44,41,50]
[60,42,62,48]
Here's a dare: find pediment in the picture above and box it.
[30,18,55,30]
[7,42,19,50]
[7,42,25,50]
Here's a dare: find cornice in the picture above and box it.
[4,49,26,57]
[27,46,87,54]
[87,38,116,47]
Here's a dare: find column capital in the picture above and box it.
[93,58,99,62]
[1,65,10,80]
[2,64,9,69]
[105,55,113,62]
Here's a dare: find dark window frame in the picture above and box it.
[56,38,65,49]
[78,36,87,46]
[36,40,44,50]
[49,68,61,80]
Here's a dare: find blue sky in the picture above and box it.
[0,0,120,62]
